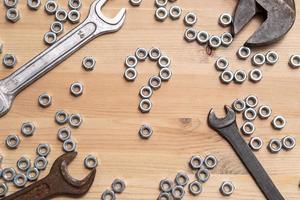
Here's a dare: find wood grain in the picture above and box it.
[0,0,299,199]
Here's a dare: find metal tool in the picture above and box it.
[233,0,296,47]
[3,152,96,200]
[0,0,126,117]
[208,106,284,200]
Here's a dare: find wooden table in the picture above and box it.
[0,0,299,199]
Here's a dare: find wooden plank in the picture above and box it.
[0,0,299,199]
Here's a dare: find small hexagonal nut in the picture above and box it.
[4,0,18,8]
[21,122,35,137]
[34,156,48,170]
[6,8,20,23]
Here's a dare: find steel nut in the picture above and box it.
[111,179,126,194]
[220,181,235,196]
[27,0,41,10]
[21,122,35,137]
[6,8,20,23]
[34,156,48,170]
[4,0,18,8]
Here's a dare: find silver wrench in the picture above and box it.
[0,0,126,117]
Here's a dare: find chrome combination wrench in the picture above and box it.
[0,0,126,117]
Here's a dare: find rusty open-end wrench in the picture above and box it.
[208,106,284,200]
[0,0,126,117]
[3,152,96,200]
[233,0,296,47]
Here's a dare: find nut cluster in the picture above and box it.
[157,154,220,199]
[124,47,172,113]
[231,95,295,153]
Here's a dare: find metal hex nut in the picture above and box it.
[4,0,18,8]
[220,181,235,196]
[68,0,82,10]
[111,179,126,194]
[159,179,173,192]
[189,155,203,169]
[27,0,41,10]
[44,0,58,15]
[13,173,27,188]
[17,156,31,171]
[6,8,20,23]
[68,10,81,24]
[34,156,48,170]
[6,134,20,149]
[0,182,8,197]
[84,155,98,169]
[2,167,16,182]
[21,122,35,137]
[2,54,17,68]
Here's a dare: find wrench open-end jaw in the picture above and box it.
[207,106,285,200]
[90,0,126,34]
[3,152,96,200]
[208,106,236,131]
[233,0,296,47]
[0,0,126,118]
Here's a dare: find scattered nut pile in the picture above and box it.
[231,95,296,152]
[44,0,82,45]
[157,154,236,199]
[0,2,100,193]
[184,12,233,50]
[0,142,49,195]
[216,48,280,85]
[1,0,83,69]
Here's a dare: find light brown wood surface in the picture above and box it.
[0,0,299,199]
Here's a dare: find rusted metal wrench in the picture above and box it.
[233,0,296,47]
[208,106,284,200]
[0,0,126,117]
[3,152,96,200]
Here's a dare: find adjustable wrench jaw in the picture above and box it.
[233,0,296,47]
[233,0,257,36]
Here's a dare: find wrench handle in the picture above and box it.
[219,124,284,200]
[3,176,55,200]
[0,20,97,96]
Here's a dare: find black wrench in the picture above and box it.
[208,106,284,200]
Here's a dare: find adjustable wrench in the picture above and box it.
[0,0,126,117]
[208,106,284,200]
[233,0,296,47]
[3,152,96,200]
